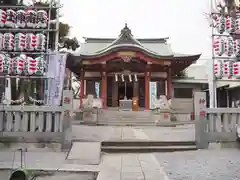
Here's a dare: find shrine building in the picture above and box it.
[67,24,201,110]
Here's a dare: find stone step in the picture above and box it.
[97,121,155,123]
[97,123,156,126]
[101,140,197,152]
[100,116,152,119]
[100,112,152,118]
[101,145,198,153]
[97,119,154,122]
[101,140,196,147]
[96,122,156,126]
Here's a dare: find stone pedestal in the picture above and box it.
[83,108,98,125]
[153,109,171,125]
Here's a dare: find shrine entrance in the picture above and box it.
[118,82,133,104]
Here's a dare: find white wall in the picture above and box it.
[185,64,208,79]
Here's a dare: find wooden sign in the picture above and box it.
[118,51,136,57]
[118,52,136,62]
[82,60,90,65]
[163,61,171,65]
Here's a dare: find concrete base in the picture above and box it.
[67,142,101,165]
[0,142,62,152]
[83,112,98,125]
[208,142,240,149]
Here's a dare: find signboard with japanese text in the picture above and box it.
[194,92,207,119]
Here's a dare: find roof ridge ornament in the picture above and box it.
[120,23,132,36]
[114,23,142,45]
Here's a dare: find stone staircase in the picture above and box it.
[101,140,198,153]
[97,110,157,126]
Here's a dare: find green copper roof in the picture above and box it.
[73,24,200,60]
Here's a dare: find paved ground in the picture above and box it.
[97,153,169,180]
[155,149,240,180]
[1,124,240,179]
[72,124,195,141]
[97,149,240,180]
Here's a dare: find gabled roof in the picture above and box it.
[102,23,143,47]
[73,24,201,61]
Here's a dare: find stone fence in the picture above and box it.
[0,90,73,149]
[194,92,240,149]
[0,105,63,142]
[195,108,240,148]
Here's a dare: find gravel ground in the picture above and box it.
[155,149,240,180]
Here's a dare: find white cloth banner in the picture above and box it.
[45,52,67,105]
[149,82,157,109]
[95,82,100,98]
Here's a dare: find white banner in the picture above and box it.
[45,52,67,105]
[95,82,100,98]
[149,82,157,109]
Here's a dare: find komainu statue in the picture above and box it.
[153,95,172,111]
[82,94,94,109]
[82,94,101,125]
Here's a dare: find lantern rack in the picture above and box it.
[0,0,61,77]
[0,75,54,79]
[0,28,56,32]
[0,1,62,105]
[210,1,240,108]
[0,4,60,9]
[212,56,237,60]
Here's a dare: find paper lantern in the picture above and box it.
[35,33,46,51]
[222,61,233,78]
[234,39,240,57]
[216,14,226,34]
[36,10,48,28]
[214,61,223,79]
[0,53,5,73]
[3,54,12,74]
[5,9,16,28]
[25,33,36,51]
[233,62,240,78]
[35,56,45,75]
[225,16,235,34]
[16,10,26,28]
[3,33,14,51]
[12,56,25,75]
[225,37,234,56]
[14,33,25,51]
[25,56,37,75]
[25,10,37,28]
[0,9,6,27]
[213,36,225,56]
[236,13,240,34]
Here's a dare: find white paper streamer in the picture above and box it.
[121,74,124,82]
[134,74,138,82]
[128,74,132,82]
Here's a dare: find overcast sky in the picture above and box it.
[26,0,212,64]
[60,0,212,64]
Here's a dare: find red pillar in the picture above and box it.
[101,71,107,109]
[144,71,150,110]
[167,67,172,99]
[79,69,84,108]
